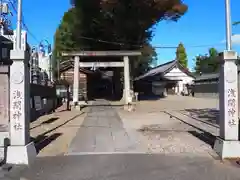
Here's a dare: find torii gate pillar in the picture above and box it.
[123,56,132,105]
[73,56,79,105]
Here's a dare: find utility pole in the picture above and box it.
[225,0,232,50]
[16,0,22,50]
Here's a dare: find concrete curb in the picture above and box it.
[164,110,219,137]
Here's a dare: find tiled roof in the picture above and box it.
[135,60,195,81]
[135,60,176,81]
[194,73,219,81]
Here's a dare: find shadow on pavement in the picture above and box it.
[188,130,216,148]
[30,117,60,130]
[32,133,62,153]
[56,109,71,113]
[138,94,163,101]
[31,114,83,135]
[30,113,83,153]
[138,125,188,133]
[41,117,59,124]
[183,108,219,125]
[84,104,124,107]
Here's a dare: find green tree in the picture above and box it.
[194,54,207,74]
[194,56,201,74]
[233,21,240,26]
[176,42,188,68]
[207,48,219,72]
[132,44,157,77]
[54,0,188,77]
[194,48,219,74]
[53,8,82,60]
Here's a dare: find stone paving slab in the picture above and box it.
[95,128,115,152]
[67,100,145,155]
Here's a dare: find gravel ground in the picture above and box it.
[118,110,217,157]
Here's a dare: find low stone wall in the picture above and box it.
[193,82,219,98]
[30,84,58,121]
[193,78,240,100]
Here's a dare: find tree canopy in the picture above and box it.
[194,48,219,74]
[53,0,188,77]
[233,21,240,26]
[176,42,187,68]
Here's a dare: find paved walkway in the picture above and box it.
[3,98,240,180]
[68,100,145,154]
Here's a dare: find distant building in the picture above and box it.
[38,51,52,81]
[58,60,121,100]
[134,60,195,96]
[58,60,95,100]
[0,35,13,64]
[0,30,31,63]
[193,67,240,98]
[0,31,49,86]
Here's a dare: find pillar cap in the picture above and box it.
[221,50,238,60]
[10,50,29,62]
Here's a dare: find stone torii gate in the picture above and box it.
[62,51,141,107]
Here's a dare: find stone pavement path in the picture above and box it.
[3,99,240,180]
[68,100,146,155]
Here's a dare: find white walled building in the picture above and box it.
[135,60,195,96]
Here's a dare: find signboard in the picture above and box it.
[34,96,42,111]
[30,98,33,108]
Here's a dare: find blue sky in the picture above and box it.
[152,0,240,70]
[20,0,70,44]
[15,0,240,70]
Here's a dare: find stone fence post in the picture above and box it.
[6,49,36,165]
[214,50,240,159]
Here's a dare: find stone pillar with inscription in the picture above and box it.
[6,33,36,164]
[214,50,240,159]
